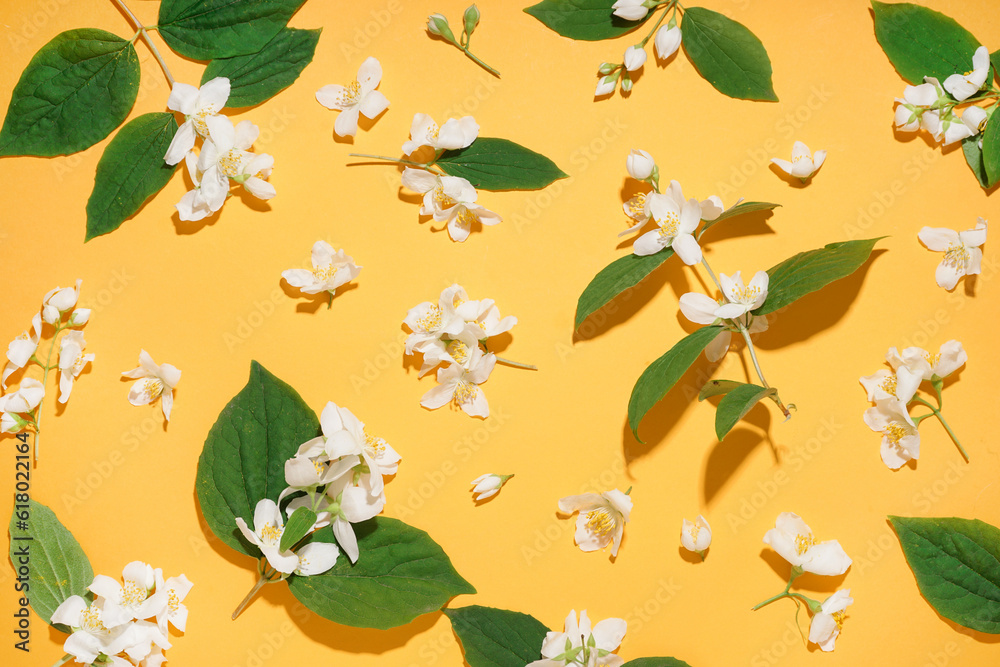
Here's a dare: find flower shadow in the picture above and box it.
[758,548,848,594]
[678,546,705,564]
[754,249,886,350]
[699,208,778,245]
[768,163,813,188]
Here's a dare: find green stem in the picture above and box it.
[347,153,444,173]
[638,1,673,47]
[232,561,280,620]
[33,322,65,462]
[50,653,73,667]
[699,256,725,294]
[752,590,790,611]
[461,47,500,78]
[910,396,968,462]
[493,356,537,371]
[112,0,175,86]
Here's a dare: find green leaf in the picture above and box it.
[992,49,1000,82]
[870,1,982,84]
[0,29,139,157]
[287,517,476,630]
[681,8,776,102]
[714,383,774,440]
[443,606,550,667]
[754,237,883,316]
[622,660,694,667]
[279,507,317,552]
[982,114,1000,187]
[697,201,780,239]
[202,27,321,108]
[523,0,650,41]
[962,134,991,188]
[698,379,744,401]
[628,326,723,442]
[575,249,674,330]
[196,361,320,558]
[436,138,567,191]
[889,516,1000,633]
[85,113,178,241]
[158,0,307,60]
[9,500,93,630]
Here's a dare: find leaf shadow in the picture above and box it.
[700,209,778,245]
[572,254,689,344]
[192,487,254,574]
[703,423,769,507]
[754,249,886,350]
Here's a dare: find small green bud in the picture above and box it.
[427,13,458,44]
[463,4,481,37]
[598,62,616,75]
[621,73,633,92]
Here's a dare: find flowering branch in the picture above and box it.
[426,7,500,78]
[112,0,175,86]
[232,559,284,620]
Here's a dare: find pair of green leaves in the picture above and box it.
[8,500,94,632]
[891,516,1000,634]
[0,1,321,241]
[432,137,568,191]
[524,0,777,101]
[871,1,1000,188]
[196,361,475,630]
[445,605,693,667]
[624,237,883,441]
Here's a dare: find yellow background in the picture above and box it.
[2,0,999,665]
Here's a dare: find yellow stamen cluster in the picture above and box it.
[121,580,147,608]
[434,186,457,208]
[191,105,217,136]
[446,339,470,364]
[883,422,907,445]
[657,211,680,238]
[167,590,180,614]
[218,149,245,178]
[795,533,816,556]
[427,124,440,140]
[925,351,941,368]
[80,605,108,634]
[313,264,339,283]
[457,208,478,228]
[585,508,616,537]
[313,460,326,476]
[943,243,970,269]
[142,378,164,400]
[879,375,897,396]
[416,306,443,333]
[625,193,647,220]
[453,380,478,405]
[259,524,282,545]
[339,80,362,106]
[832,610,847,629]
[732,284,762,303]
[364,429,386,458]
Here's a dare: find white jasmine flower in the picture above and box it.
[678,291,769,360]
[57,330,94,403]
[595,75,617,97]
[944,46,990,101]
[235,499,300,574]
[771,141,826,180]
[681,515,712,557]
[121,350,181,421]
[403,284,468,355]
[558,489,632,557]
[624,45,646,72]
[893,80,940,132]
[198,116,275,210]
[316,57,389,137]
[401,168,500,241]
[3,312,41,388]
[416,329,481,377]
[293,541,340,576]
[655,25,682,60]
[612,0,649,21]
[626,149,655,181]
[175,151,217,222]
[528,609,627,667]
[420,349,496,418]
[152,571,192,633]
[50,596,141,664]
[917,218,987,290]
[808,589,853,652]
[923,108,974,145]
[42,280,82,325]
[282,241,362,296]
[961,105,989,135]
[88,561,162,627]
[163,77,230,164]
[864,398,921,469]
[717,270,769,319]
[470,473,513,501]
[0,378,45,433]
[68,308,90,326]
[633,195,703,263]
[888,340,967,382]
[402,113,479,155]
[762,512,852,576]
[858,366,921,404]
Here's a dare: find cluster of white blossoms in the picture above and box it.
[558,489,632,558]
[597,1,682,95]
[51,561,191,667]
[894,46,994,146]
[316,57,390,138]
[861,340,968,469]
[399,114,503,242]
[917,217,987,291]
[1,280,91,436]
[282,240,362,304]
[404,284,518,418]
[163,77,276,221]
[239,402,401,569]
[527,610,626,667]
[760,513,853,652]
